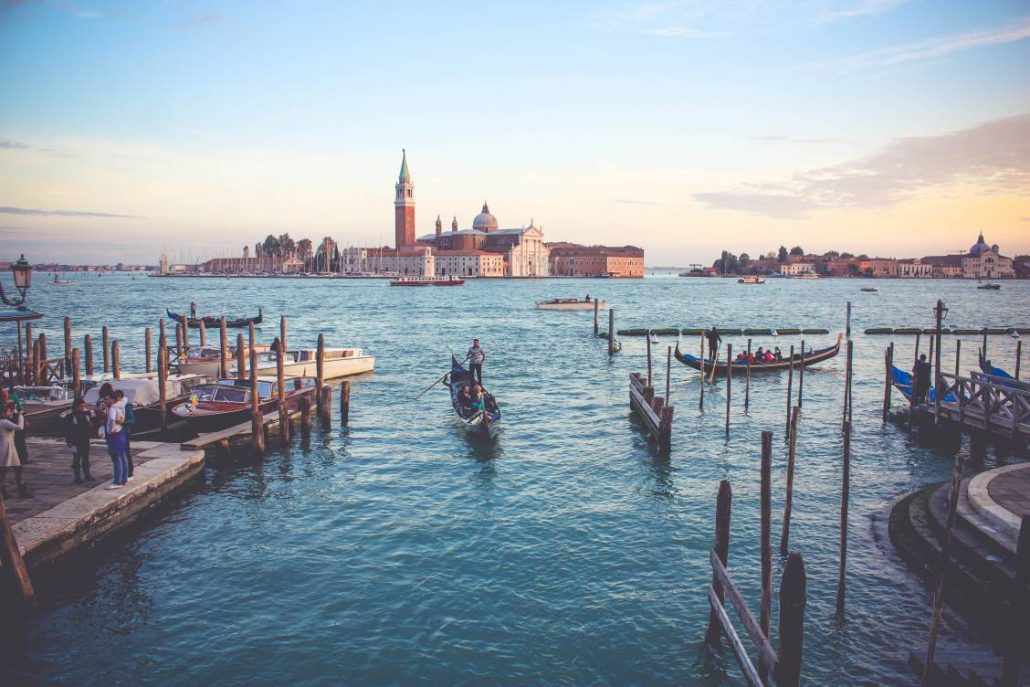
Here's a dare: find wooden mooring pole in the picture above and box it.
[744,338,752,411]
[593,299,599,337]
[280,315,288,356]
[181,315,190,354]
[158,344,168,430]
[836,419,851,613]
[780,405,800,556]
[774,552,807,687]
[646,333,652,387]
[698,335,705,411]
[145,327,152,373]
[920,449,967,686]
[981,327,988,362]
[23,323,31,382]
[933,300,945,426]
[842,339,853,432]
[724,344,732,438]
[236,334,246,381]
[759,430,773,682]
[102,325,110,373]
[882,342,894,422]
[275,340,289,442]
[1016,340,1022,380]
[250,346,265,454]
[665,345,671,404]
[174,323,183,364]
[608,309,615,356]
[16,320,23,384]
[158,319,166,374]
[954,339,961,379]
[340,380,351,426]
[704,480,732,644]
[84,334,94,377]
[112,341,121,379]
[797,339,805,408]
[317,334,330,424]
[72,348,81,398]
[63,316,72,370]
[0,492,35,603]
[786,344,795,438]
[198,319,207,347]
[219,317,228,378]
[298,396,312,441]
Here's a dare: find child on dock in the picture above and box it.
[65,397,95,484]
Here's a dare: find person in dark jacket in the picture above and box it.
[913,354,932,404]
[65,397,95,483]
[706,326,721,362]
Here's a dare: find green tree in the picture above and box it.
[823,250,840,259]
[777,246,788,262]
[297,238,313,261]
[279,233,296,257]
[789,246,804,256]
[840,252,854,259]
[739,252,751,270]
[263,234,280,258]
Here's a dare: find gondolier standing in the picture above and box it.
[190,301,198,319]
[467,339,486,385]
[705,326,721,362]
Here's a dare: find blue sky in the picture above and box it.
[1,0,1028,264]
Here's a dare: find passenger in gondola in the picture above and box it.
[774,347,783,361]
[471,385,486,413]
[755,347,765,362]
[735,351,747,364]
[458,385,473,414]
[764,350,774,363]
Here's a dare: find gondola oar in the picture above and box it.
[414,354,469,400]
[708,343,721,383]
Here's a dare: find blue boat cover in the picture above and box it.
[891,365,957,403]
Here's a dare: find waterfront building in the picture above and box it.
[434,249,504,277]
[547,243,645,278]
[923,233,1014,279]
[897,258,934,278]
[779,262,817,277]
[376,246,435,276]
[395,149,416,248]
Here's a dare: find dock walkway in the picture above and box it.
[4,438,205,568]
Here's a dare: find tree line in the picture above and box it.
[712,246,871,275]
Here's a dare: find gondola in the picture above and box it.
[166,307,263,329]
[890,365,956,404]
[443,355,502,439]
[674,333,842,374]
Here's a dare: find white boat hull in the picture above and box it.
[233,355,375,380]
[536,300,607,311]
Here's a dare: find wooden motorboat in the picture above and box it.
[49,378,203,437]
[861,287,878,292]
[536,298,606,311]
[443,356,502,439]
[231,347,375,380]
[16,384,80,435]
[737,276,766,284]
[675,334,842,374]
[389,276,465,286]
[977,283,1001,290]
[167,307,263,328]
[170,376,317,434]
[176,344,273,376]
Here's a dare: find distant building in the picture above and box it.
[779,262,816,276]
[547,243,645,278]
[923,233,1014,279]
[395,150,415,248]
[434,249,504,277]
[897,258,933,278]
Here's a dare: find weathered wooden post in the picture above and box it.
[921,449,967,685]
[846,300,852,340]
[954,339,961,379]
[981,326,988,363]
[102,325,110,373]
[158,345,168,430]
[843,339,853,431]
[219,317,228,378]
[797,339,805,408]
[882,342,894,422]
[608,309,615,356]
[724,344,732,438]
[774,552,807,687]
[928,334,935,368]
[145,327,152,373]
[646,332,653,387]
[780,405,800,556]
[698,335,705,410]
[665,345,671,404]
[30,339,38,385]
[340,380,351,426]
[1016,340,1022,380]
[198,319,207,347]
[250,346,265,454]
[786,344,795,437]
[84,334,94,377]
[64,316,72,371]
[933,300,945,426]
[759,430,773,682]
[15,320,24,384]
[744,338,752,411]
[236,333,246,381]
[248,322,256,363]
[1001,516,1029,685]
[181,315,190,353]
[914,331,921,368]
[319,385,332,425]
[316,333,326,416]
[0,493,35,603]
[836,420,851,613]
[158,319,166,372]
[112,341,121,379]
[275,340,289,442]
[174,323,183,364]
[23,322,31,382]
[298,396,312,442]
[72,349,81,398]
[704,480,732,644]
[280,315,288,355]
[593,299,599,337]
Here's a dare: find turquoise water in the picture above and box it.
[3,275,1028,686]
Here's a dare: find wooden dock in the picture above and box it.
[628,372,673,454]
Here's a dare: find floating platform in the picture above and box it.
[6,438,205,569]
[616,327,831,337]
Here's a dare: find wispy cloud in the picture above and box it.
[0,139,30,149]
[696,114,1030,218]
[818,0,906,23]
[0,206,139,219]
[832,17,1030,71]
[749,134,841,145]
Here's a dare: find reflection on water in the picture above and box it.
[2,275,1027,685]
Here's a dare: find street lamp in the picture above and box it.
[0,255,33,306]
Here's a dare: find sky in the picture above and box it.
[1,0,1028,266]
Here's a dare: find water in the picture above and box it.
[3,275,1028,685]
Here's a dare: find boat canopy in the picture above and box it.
[83,379,164,406]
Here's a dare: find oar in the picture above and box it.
[414,355,469,400]
[708,343,721,383]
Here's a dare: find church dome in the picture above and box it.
[969,232,988,256]
[472,202,498,233]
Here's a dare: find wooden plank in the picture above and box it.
[630,382,662,433]
[710,548,779,670]
[181,409,286,449]
[708,585,763,687]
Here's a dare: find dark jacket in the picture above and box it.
[66,409,94,446]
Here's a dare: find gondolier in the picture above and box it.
[705,326,721,362]
[467,339,486,385]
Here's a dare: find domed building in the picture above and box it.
[961,232,1013,279]
[472,202,499,233]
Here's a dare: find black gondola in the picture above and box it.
[674,333,842,374]
[167,307,262,329]
[443,355,502,439]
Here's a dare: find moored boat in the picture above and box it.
[171,376,317,434]
[536,298,606,311]
[737,276,766,284]
[861,287,878,292]
[231,347,375,380]
[389,276,464,286]
[443,355,502,439]
[167,307,263,328]
[16,384,80,435]
[177,344,273,376]
[977,283,1001,290]
[674,334,842,374]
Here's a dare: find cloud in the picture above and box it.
[832,17,1030,71]
[0,139,29,149]
[0,206,139,219]
[749,135,840,145]
[638,25,706,37]
[818,0,906,23]
[696,114,1030,218]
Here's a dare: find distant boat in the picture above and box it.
[536,298,606,311]
[389,276,464,286]
[50,272,74,286]
[737,276,766,284]
[861,287,878,292]
[977,282,1001,290]
[167,307,263,328]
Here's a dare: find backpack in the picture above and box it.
[124,404,136,427]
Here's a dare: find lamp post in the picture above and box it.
[0,255,34,307]
[934,299,949,426]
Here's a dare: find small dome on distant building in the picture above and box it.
[472,202,498,233]
[969,232,989,256]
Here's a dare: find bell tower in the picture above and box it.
[394,149,415,248]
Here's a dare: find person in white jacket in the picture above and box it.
[103,392,129,489]
[0,402,31,498]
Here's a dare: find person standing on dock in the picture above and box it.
[0,403,30,498]
[103,389,129,489]
[705,326,721,362]
[65,397,95,483]
[190,300,198,319]
[467,339,486,385]
[913,353,932,404]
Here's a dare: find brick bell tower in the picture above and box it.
[394,149,415,248]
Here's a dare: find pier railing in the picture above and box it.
[939,372,1030,439]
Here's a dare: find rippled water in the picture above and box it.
[3,274,1028,686]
